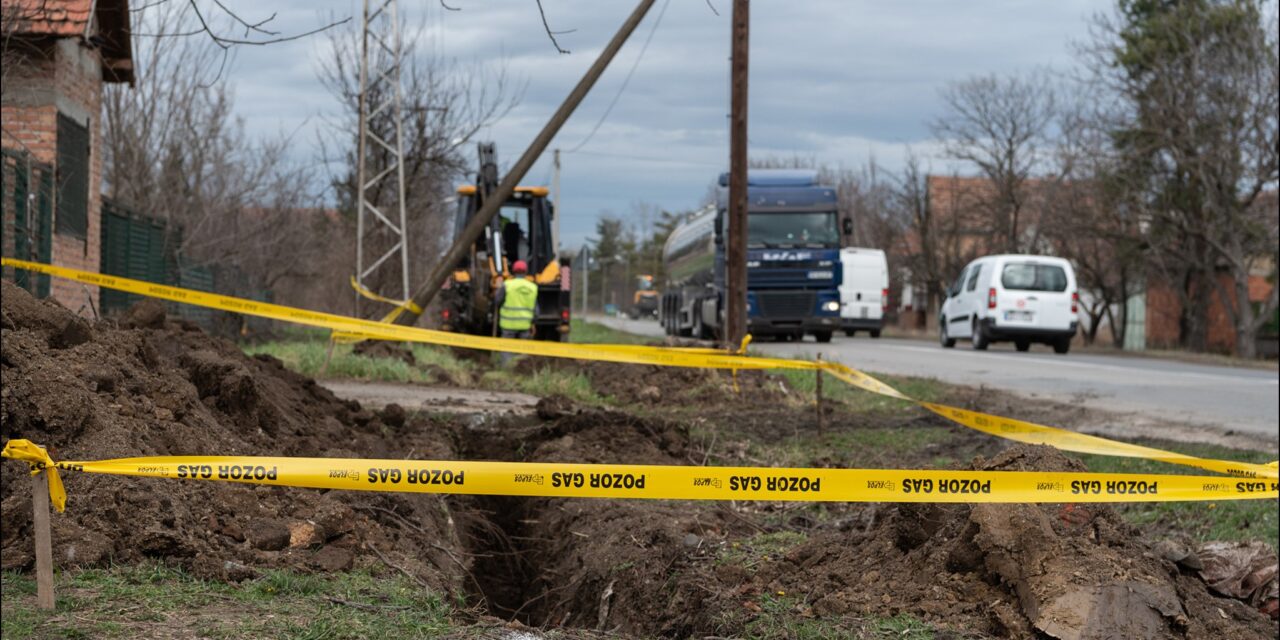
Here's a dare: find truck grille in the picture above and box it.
[757,292,815,318]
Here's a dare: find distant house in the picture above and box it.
[1,0,133,314]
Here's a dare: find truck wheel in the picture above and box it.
[844,329,856,337]
[869,329,881,338]
[971,321,989,351]
[1015,339,1030,352]
[1053,338,1071,355]
[939,319,956,348]
[813,330,833,343]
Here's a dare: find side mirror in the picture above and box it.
[842,218,853,236]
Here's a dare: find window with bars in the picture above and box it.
[55,113,90,238]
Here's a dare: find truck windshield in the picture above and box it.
[1001,263,1068,292]
[747,212,838,248]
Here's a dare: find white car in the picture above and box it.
[939,254,1079,354]
[839,247,888,337]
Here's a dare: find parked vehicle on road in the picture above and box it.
[939,254,1078,354]
[839,247,887,337]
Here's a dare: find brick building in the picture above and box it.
[1,0,133,313]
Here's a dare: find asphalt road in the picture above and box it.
[590,315,1280,443]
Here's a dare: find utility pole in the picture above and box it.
[725,0,749,346]
[355,0,411,318]
[395,0,657,325]
[553,148,562,258]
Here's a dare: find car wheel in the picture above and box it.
[1053,338,1071,355]
[971,321,989,351]
[814,330,833,343]
[870,329,881,338]
[1015,339,1030,352]
[939,318,956,348]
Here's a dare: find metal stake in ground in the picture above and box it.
[32,471,55,610]
[815,352,825,436]
[394,0,658,324]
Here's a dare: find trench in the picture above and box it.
[450,420,557,625]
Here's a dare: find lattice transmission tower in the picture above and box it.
[355,0,410,316]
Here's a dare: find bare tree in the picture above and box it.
[1039,96,1145,346]
[931,72,1057,254]
[1086,0,1279,356]
[316,16,520,308]
[102,2,328,302]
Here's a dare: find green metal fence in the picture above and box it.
[1,148,53,297]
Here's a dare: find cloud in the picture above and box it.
[196,0,1111,250]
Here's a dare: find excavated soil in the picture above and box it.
[2,281,1276,639]
[1,282,466,593]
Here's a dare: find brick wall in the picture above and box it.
[1145,273,1272,354]
[1,38,104,316]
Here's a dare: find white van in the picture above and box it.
[939,254,1078,353]
[839,248,888,337]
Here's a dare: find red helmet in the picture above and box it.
[511,260,529,274]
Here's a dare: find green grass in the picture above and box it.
[244,340,474,385]
[732,593,944,639]
[569,318,654,344]
[776,367,951,416]
[480,368,606,406]
[1,563,458,639]
[1077,441,1279,550]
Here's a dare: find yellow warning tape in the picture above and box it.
[4,257,1275,481]
[334,277,423,343]
[3,439,1275,512]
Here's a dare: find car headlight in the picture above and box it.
[823,301,840,312]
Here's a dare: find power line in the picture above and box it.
[563,0,671,154]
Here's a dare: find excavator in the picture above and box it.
[629,274,659,320]
[438,143,571,341]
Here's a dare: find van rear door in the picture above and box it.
[996,261,1074,330]
[839,249,887,321]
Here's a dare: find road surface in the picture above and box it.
[590,315,1280,445]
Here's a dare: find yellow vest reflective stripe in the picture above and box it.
[499,278,538,331]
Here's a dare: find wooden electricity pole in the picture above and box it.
[725,0,750,346]
[394,0,657,325]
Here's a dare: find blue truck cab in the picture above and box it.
[660,170,843,342]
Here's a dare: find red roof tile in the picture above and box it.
[4,0,94,37]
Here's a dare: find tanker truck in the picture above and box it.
[659,170,844,342]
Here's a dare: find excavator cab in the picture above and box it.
[630,274,659,320]
[440,144,571,340]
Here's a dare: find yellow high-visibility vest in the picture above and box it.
[499,277,538,332]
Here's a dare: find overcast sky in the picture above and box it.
[203,0,1112,250]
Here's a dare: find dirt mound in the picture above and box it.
[717,446,1276,639]
[0,282,465,591]
[464,432,1276,639]
[514,358,788,407]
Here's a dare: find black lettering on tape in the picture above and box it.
[551,472,584,488]
[937,478,991,494]
[903,478,933,494]
[589,473,646,490]
[1104,480,1157,495]
[729,475,762,492]
[367,468,403,484]
[765,476,822,492]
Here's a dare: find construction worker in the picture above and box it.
[496,260,538,358]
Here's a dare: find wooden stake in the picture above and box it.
[32,472,55,610]
[815,353,825,436]
[320,339,337,377]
